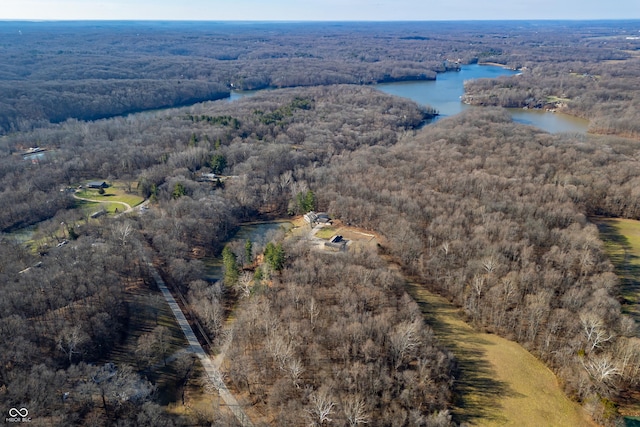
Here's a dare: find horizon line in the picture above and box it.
[2,18,640,23]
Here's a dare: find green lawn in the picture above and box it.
[74,199,123,215]
[77,188,144,208]
[405,282,593,427]
[314,226,337,239]
[594,218,640,316]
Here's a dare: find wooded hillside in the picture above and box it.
[2,21,638,135]
[1,20,640,426]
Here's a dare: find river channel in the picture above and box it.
[231,64,589,134]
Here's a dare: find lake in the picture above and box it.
[376,64,589,134]
[229,65,589,134]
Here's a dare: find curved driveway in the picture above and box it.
[73,194,132,211]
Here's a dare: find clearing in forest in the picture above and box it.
[311,219,377,243]
[405,282,593,427]
[594,218,640,325]
[76,180,144,208]
[306,220,590,425]
[593,217,640,420]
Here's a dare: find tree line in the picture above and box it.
[2,20,637,134]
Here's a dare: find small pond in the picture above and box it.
[203,220,293,282]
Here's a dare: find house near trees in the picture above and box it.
[304,211,330,225]
[87,181,109,189]
[196,172,217,182]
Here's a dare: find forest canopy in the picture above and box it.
[1,20,639,135]
[1,19,640,426]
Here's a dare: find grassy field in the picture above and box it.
[314,226,337,239]
[74,181,144,217]
[313,220,377,243]
[405,282,593,427]
[77,182,144,208]
[74,198,127,215]
[593,218,640,321]
[593,217,640,420]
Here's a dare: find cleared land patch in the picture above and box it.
[594,218,640,323]
[76,182,144,208]
[405,282,593,427]
[593,217,640,419]
[314,226,337,239]
[314,219,377,243]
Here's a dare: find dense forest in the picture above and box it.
[1,20,638,135]
[1,20,640,426]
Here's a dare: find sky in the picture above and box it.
[1,0,639,21]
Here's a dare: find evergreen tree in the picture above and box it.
[244,239,253,265]
[264,242,285,272]
[210,154,227,174]
[222,246,239,286]
[172,182,186,199]
[294,189,316,214]
[303,190,316,212]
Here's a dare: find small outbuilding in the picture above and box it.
[90,210,106,219]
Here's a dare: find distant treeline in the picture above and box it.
[2,20,638,134]
[0,79,229,131]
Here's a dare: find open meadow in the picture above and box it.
[406,282,593,427]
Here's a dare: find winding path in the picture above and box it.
[73,194,133,212]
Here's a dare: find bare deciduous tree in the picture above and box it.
[307,387,335,427]
[580,313,614,352]
[286,357,305,389]
[57,325,88,363]
[390,320,420,369]
[582,353,620,393]
[342,394,369,427]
